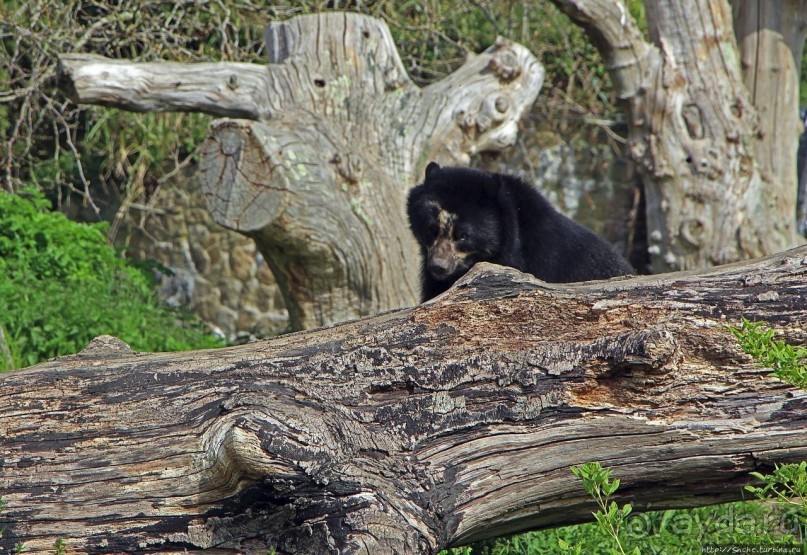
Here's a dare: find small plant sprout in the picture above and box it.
[571,462,639,555]
[728,318,807,389]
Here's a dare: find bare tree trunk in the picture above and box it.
[57,13,544,330]
[550,0,805,273]
[731,0,807,243]
[2,245,806,554]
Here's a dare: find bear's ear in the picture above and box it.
[425,161,441,180]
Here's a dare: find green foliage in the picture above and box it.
[372,0,620,123]
[801,47,807,107]
[571,462,637,555]
[747,462,807,533]
[728,318,807,389]
[0,191,223,371]
[452,501,803,555]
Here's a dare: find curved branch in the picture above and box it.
[550,0,654,100]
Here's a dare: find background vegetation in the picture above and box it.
[0,190,223,371]
[0,1,805,552]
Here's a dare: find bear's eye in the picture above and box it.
[456,230,469,242]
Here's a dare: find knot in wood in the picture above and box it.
[479,94,509,125]
[488,47,521,82]
[383,63,406,90]
[208,409,343,492]
[453,107,477,133]
[476,114,492,133]
[681,103,704,139]
[593,328,680,374]
[680,217,711,247]
[331,152,363,183]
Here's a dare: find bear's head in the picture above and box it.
[407,162,504,282]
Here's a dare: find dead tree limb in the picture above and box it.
[1,246,806,553]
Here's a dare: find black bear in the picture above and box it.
[406,162,635,301]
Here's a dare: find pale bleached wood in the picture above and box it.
[731,0,807,245]
[1,245,806,554]
[57,13,544,330]
[57,55,272,119]
[550,0,805,273]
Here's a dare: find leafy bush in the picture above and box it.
[0,191,223,371]
[747,462,807,546]
[444,499,803,555]
[570,461,635,555]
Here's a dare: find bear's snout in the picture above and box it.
[428,238,457,279]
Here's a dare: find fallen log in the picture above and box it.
[1,246,806,553]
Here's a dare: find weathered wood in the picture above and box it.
[56,57,272,119]
[1,245,806,554]
[57,13,544,330]
[550,0,805,273]
[732,0,807,239]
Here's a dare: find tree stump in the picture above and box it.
[57,12,544,330]
[1,246,806,554]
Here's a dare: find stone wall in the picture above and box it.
[120,169,289,343]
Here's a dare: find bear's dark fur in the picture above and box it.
[406,162,635,301]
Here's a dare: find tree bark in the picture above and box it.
[550,0,805,273]
[1,245,806,554]
[57,13,544,330]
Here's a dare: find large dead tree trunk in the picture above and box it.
[1,245,806,554]
[550,0,805,274]
[56,12,543,331]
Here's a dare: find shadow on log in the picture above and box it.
[1,246,806,553]
[56,12,545,331]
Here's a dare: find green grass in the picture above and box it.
[448,500,803,555]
